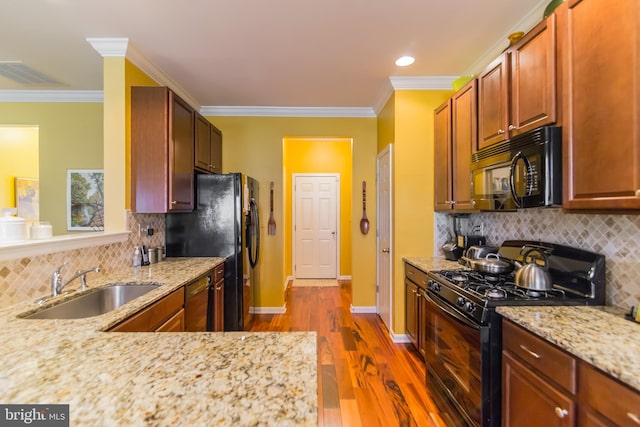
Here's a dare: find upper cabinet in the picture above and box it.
[131,86,195,213]
[478,15,558,150]
[195,113,223,174]
[560,0,640,210]
[434,79,477,212]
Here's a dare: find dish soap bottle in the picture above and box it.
[133,246,142,267]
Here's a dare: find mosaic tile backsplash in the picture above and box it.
[0,212,165,308]
[435,209,640,310]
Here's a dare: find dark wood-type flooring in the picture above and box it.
[250,280,446,426]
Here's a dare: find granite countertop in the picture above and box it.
[497,306,640,393]
[0,258,318,426]
[403,256,463,272]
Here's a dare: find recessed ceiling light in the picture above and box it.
[395,56,415,67]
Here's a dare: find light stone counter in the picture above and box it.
[497,306,640,393]
[0,258,318,426]
[403,256,463,273]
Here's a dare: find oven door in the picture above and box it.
[423,290,483,427]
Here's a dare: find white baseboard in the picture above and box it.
[350,305,377,314]
[250,305,287,314]
[390,332,412,344]
[338,275,352,280]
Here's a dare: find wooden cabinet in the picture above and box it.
[502,318,640,427]
[434,100,453,211]
[131,86,195,213]
[109,288,184,332]
[156,308,185,332]
[578,361,640,426]
[478,15,557,150]
[503,351,575,427]
[194,113,223,174]
[434,80,476,212]
[478,54,510,148]
[211,263,225,332]
[560,0,640,210]
[502,319,576,426]
[405,278,418,346]
[404,263,429,356]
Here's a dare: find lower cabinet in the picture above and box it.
[211,263,225,332]
[502,318,640,427]
[109,288,184,332]
[404,262,429,357]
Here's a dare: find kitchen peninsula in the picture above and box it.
[0,258,317,426]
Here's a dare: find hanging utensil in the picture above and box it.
[360,181,370,235]
[268,181,276,235]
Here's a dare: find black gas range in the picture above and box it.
[422,240,605,427]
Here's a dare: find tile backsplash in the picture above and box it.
[0,212,165,308]
[435,209,640,310]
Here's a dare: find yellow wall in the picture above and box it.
[377,93,395,152]
[206,116,377,310]
[0,126,39,210]
[283,137,353,278]
[379,90,452,334]
[0,104,103,235]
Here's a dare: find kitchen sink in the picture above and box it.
[23,283,162,319]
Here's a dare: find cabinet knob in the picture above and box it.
[171,201,177,205]
[508,124,517,131]
[635,189,640,197]
[497,129,505,135]
[554,407,568,419]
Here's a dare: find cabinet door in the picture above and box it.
[562,0,640,209]
[503,351,575,427]
[478,53,510,149]
[195,114,212,173]
[210,124,222,173]
[156,308,185,332]
[451,80,477,210]
[509,14,557,136]
[108,288,184,332]
[417,289,428,359]
[168,93,195,211]
[214,279,225,331]
[434,100,453,211]
[405,278,418,348]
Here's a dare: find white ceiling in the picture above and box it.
[1,0,547,112]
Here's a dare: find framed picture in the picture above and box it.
[67,169,104,231]
[15,177,39,220]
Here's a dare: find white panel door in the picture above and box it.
[294,175,338,279]
[377,145,393,331]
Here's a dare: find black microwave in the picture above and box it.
[470,126,562,211]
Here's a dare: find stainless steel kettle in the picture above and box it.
[515,248,553,291]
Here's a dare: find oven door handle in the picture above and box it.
[423,291,481,330]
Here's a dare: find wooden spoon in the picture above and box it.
[360,181,370,235]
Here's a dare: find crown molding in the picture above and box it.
[0,90,103,102]
[372,78,394,116]
[86,37,129,57]
[200,106,376,118]
[86,37,201,111]
[389,76,457,90]
[463,0,548,75]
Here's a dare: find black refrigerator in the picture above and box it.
[165,173,260,331]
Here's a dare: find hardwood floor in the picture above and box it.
[250,280,445,426]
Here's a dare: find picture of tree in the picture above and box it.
[67,169,104,231]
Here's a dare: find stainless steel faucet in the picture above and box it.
[51,262,100,297]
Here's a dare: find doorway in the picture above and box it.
[293,174,339,279]
[376,145,393,331]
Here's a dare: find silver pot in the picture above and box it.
[464,245,498,260]
[515,248,553,291]
[467,253,514,274]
